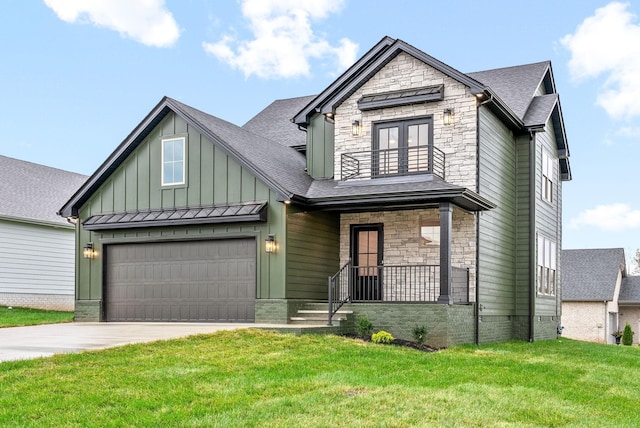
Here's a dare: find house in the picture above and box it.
[59,37,571,347]
[0,155,87,311]
[562,248,640,344]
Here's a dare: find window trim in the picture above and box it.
[372,116,433,178]
[537,234,557,296]
[161,136,187,187]
[541,149,554,204]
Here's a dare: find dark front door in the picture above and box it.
[351,224,383,301]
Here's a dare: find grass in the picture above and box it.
[0,306,74,327]
[1,329,639,427]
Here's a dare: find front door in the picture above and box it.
[350,224,383,301]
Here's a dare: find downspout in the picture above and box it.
[528,131,536,342]
[475,92,492,345]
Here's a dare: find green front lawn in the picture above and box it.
[1,329,638,427]
[0,306,73,327]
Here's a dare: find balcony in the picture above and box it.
[340,144,445,181]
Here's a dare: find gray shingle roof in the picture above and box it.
[0,155,87,225]
[620,276,640,303]
[468,61,551,121]
[242,95,315,148]
[168,98,313,197]
[522,94,558,128]
[562,249,626,301]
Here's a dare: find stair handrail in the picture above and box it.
[328,260,352,326]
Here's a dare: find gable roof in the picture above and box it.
[469,62,571,180]
[0,155,87,226]
[292,36,571,180]
[293,37,485,126]
[242,95,314,149]
[59,97,313,218]
[620,276,640,304]
[562,248,626,301]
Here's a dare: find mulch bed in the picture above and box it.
[341,334,440,352]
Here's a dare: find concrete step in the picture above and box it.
[297,309,353,315]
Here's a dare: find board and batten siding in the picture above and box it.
[286,209,340,299]
[306,113,335,179]
[477,107,517,342]
[0,219,75,310]
[76,112,288,313]
[535,118,562,318]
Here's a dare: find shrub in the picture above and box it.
[622,322,634,346]
[371,330,394,344]
[413,325,427,345]
[355,315,373,338]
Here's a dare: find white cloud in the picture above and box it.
[202,0,358,79]
[560,2,640,120]
[44,0,179,48]
[570,203,640,231]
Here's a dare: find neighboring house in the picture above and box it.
[0,155,87,311]
[59,37,571,347]
[562,248,640,344]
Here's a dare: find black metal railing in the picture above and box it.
[328,260,352,325]
[340,145,445,181]
[328,264,470,324]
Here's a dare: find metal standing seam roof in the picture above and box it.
[82,201,268,231]
[561,249,626,301]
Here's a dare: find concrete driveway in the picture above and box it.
[0,322,267,363]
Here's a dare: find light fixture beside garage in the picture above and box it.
[83,242,97,259]
[265,234,276,254]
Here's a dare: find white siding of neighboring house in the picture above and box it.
[562,301,609,343]
[0,218,75,311]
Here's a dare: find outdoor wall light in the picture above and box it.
[265,234,276,254]
[83,242,97,259]
[351,120,361,137]
[443,108,454,126]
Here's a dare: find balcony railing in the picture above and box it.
[341,144,445,181]
[328,262,469,325]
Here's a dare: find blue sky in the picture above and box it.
[2,0,639,265]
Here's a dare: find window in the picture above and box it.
[537,235,557,296]
[420,218,440,246]
[162,137,185,186]
[542,150,554,203]
[373,117,432,177]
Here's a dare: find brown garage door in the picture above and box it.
[104,239,256,322]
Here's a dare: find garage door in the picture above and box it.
[104,239,256,322]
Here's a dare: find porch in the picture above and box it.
[328,262,470,325]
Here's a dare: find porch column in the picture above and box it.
[437,202,453,304]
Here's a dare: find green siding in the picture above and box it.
[477,107,517,329]
[514,134,532,340]
[306,113,335,179]
[286,209,340,299]
[75,112,289,317]
[535,120,562,319]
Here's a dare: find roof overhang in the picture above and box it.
[293,37,486,127]
[82,202,267,231]
[295,188,495,213]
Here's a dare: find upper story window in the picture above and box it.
[162,137,185,186]
[542,150,554,203]
[373,117,433,178]
[537,235,557,296]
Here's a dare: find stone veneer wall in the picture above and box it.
[340,207,477,297]
[334,52,478,188]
